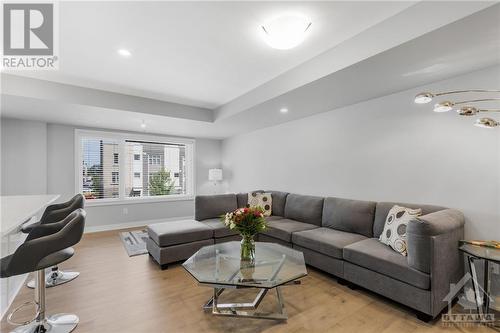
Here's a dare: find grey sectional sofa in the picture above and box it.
[146,191,464,321]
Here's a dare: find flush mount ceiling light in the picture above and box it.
[261,14,312,50]
[280,107,289,113]
[413,89,500,128]
[117,49,132,57]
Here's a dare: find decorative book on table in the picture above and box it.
[460,240,500,249]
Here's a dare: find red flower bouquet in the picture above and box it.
[222,206,267,261]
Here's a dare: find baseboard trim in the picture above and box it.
[84,216,193,233]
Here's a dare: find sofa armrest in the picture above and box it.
[409,209,464,237]
[407,209,464,273]
[195,194,237,221]
[407,209,464,316]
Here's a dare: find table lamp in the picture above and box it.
[208,169,223,193]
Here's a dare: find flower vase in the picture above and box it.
[240,234,255,262]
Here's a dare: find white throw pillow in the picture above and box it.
[247,192,272,217]
[379,205,422,256]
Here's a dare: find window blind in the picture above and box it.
[81,137,120,200]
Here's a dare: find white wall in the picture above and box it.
[1,118,47,195]
[0,118,48,319]
[222,66,500,240]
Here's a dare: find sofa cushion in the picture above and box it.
[284,194,324,226]
[237,193,248,208]
[265,190,289,216]
[266,215,284,222]
[147,220,213,247]
[322,197,376,237]
[343,238,430,290]
[264,218,319,242]
[373,202,446,238]
[292,227,367,259]
[195,194,237,221]
[200,218,239,238]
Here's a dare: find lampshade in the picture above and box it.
[208,169,223,181]
[433,101,454,113]
[457,106,478,116]
[414,92,434,104]
[474,118,498,129]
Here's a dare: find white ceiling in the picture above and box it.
[9,1,415,108]
[2,1,499,139]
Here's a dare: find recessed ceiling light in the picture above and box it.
[261,14,311,50]
[117,49,132,57]
[280,108,288,113]
[140,121,146,129]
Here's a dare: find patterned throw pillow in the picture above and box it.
[247,192,272,217]
[379,205,422,256]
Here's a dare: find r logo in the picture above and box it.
[3,3,54,55]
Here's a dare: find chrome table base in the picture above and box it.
[203,283,295,321]
[27,270,79,289]
[11,314,79,333]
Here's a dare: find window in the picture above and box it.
[76,130,194,203]
[148,155,161,165]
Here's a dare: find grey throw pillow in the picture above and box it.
[379,205,421,256]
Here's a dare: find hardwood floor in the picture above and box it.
[1,229,497,333]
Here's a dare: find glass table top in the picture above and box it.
[182,241,307,289]
[460,244,500,263]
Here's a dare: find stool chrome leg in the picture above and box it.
[10,270,79,333]
[26,266,79,289]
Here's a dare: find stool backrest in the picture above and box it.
[40,194,85,225]
[6,209,86,277]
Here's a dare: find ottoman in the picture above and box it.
[146,219,214,269]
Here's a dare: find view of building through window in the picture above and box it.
[80,136,188,200]
[124,140,186,197]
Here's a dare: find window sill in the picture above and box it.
[85,195,194,207]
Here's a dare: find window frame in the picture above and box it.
[75,129,196,206]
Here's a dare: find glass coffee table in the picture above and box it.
[183,241,307,320]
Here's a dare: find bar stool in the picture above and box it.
[0,209,86,333]
[21,194,85,289]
